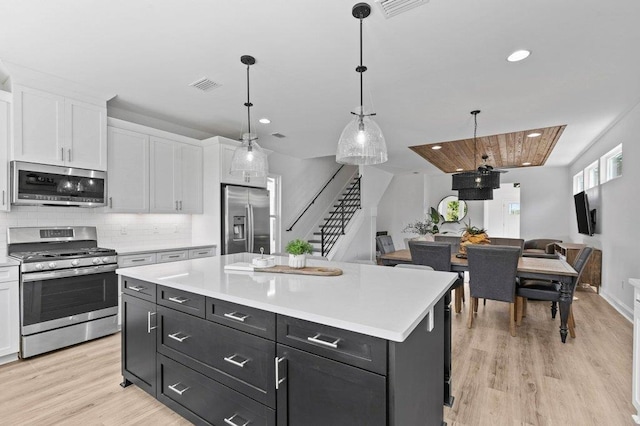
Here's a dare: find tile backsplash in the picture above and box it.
[0,206,193,256]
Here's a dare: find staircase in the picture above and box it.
[309,175,361,257]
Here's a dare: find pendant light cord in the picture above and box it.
[359,16,364,110]
[245,63,252,141]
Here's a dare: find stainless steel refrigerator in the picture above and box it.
[222,185,271,254]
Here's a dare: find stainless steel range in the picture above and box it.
[8,226,119,358]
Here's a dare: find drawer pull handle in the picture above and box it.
[167,255,181,259]
[307,333,340,349]
[275,356,286,389]
[168,296,189,304]
[129,285,146,292]
[224,354,250,368]
[197,251,209,255]
[168,382,190,396]
[147,312,157,333]
[224,312,249,322]
[224,413,250,426]
[131,259,146,263]
[168,332,190,343]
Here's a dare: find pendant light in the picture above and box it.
[230,55,268,178]
[451,110,501,200]
[336,3,388,166]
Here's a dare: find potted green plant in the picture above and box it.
[285,239,314,268]
[403,207,444,240]
[459,220,490,254]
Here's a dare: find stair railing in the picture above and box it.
[286,165,345,232]
[320,175,361,257]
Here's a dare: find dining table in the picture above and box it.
[380,248,579,342]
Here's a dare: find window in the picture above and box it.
[573,171,584,194]
[584,160,599,190]
[600,143,622,183]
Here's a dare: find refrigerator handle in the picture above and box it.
[246,204,253,253]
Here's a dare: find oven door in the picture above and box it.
[21,264,118,335]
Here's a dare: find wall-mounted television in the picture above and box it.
[574,191,596,236]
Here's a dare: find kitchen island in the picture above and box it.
[117,253,457,426]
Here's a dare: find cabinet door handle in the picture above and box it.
[224,413,250,426]
[223,354,249,368]
[175,201,178,210]
[147,311,157,333]
[2,190,4,206]
[168,332,190,343]
[128,285,146,292]
[168,382,189,396]
[307,333,340,349]
[61,147,64,161]
[109,197,113,208]
[168,295,189,304]
[223,312,249,322]
[179,200,183,210]
[68,149,72,162]
[275,356,286,389]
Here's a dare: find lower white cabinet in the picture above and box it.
[0,266,20,365]
[631,278,640,424]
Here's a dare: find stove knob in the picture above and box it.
[35,263,44,270]
[93,258,102,265]
[71,260,80,267]
[48,262,57,269]
[102,257,111,263]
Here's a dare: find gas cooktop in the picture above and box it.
[11,247,116,262]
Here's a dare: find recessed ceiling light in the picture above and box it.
[259,118,271,124]
[527,132,541,138]
[456,168,463,172]
[522,162,532,166]
[431,145,442,150]
[507,50,531,62]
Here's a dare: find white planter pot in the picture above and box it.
[288,254,306,269]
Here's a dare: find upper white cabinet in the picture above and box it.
[107,127,149,213]
[0,91,11,212]
[12,85,107,170]
[150,137,203,213]
[219,140,267,188]
[107,119,202,214]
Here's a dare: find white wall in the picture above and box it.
[0,206,192,256]
[569,100,640,319]
[377,174,426,249]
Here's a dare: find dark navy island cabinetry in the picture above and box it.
[118,254,453,426]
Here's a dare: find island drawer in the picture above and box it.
[206,298,276,340]
[122,277,156,302]
[157,250,188,264]
[158,285,205,318]
[277,316,387,375]
[158,354,275,426]
[158,306,276,407]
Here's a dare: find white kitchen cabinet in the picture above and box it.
[0,91,11,212]
[107,127,150,213]
[0,265,19,365]
[12,85,107,170]
[219,141,267,188]
[150,137,203,214]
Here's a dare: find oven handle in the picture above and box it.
[21,264,118,282]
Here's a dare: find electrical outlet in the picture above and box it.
[120,226,127,235]
[153,225,159,234]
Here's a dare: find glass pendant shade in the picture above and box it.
[336,109,388,165]
[230,133,268,178]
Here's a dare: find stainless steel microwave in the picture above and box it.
[11,161,107,207]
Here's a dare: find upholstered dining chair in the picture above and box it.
[516,246,593,339]
[408,241,465,313]
[466,245,521,337]
[375,235,396,255]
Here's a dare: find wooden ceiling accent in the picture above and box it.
[409,125,566,173]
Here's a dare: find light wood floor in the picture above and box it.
[0,286,634,425]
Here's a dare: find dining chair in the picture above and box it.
[516,246,593,339]
[408,241,465,313]
[466,245,521,336]
[489,237,525,256]
[375,235,396,255]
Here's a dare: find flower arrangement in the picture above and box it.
[285,239,313,256]
[403,207,443,235]
[459,220,491,254]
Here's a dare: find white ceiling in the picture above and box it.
[2,0,640,175]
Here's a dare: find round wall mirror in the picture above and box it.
[437,195,468,222]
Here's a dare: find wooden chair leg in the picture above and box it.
[467,297,475,328]
[473,297,479,313]
[568,306,576,338]
[523,298,527,318]
[454,287,463,313]
[516,296,524,326]
[509,303,517,337]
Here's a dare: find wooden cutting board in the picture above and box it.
[256,265,343,276]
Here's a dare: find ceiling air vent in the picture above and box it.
[188,77,221,92]
[374,0,429,18]
[271,132,286,138]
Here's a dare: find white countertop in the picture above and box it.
[0,257,20,268]
[109,243,216,256]
[116,253,457,342]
